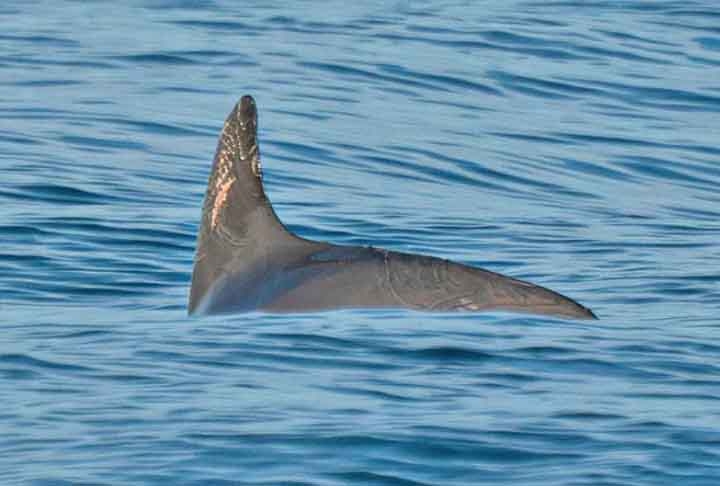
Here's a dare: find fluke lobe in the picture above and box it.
[188,95,596,319]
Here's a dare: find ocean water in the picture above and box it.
[1,0,719,484]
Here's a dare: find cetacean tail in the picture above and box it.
[187,96,596,320]
[188,95,297,315]
[384,252,597,319]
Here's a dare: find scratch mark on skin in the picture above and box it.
[249,143,262,178]
[429,292,478,311]
[211,177,234,230]
[384,250,415,309]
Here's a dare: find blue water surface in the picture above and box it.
[1,1,719,484]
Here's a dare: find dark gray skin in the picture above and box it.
[188,96,596,319]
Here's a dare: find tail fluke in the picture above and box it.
[188,96,296,315]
